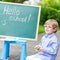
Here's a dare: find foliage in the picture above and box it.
[38,25,44,34]
[40,0,60,26]
[1,0,26,3]
[2,0,13,2]
[14,0,26,3]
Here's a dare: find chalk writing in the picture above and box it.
[3,6,32,23]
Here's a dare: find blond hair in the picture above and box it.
[44,19,59,33]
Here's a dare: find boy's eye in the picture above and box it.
[48,26,52,28]
[44,25,52,28]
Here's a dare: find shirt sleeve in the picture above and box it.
[44,38,59,55]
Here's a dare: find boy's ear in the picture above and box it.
[53,27,57,33]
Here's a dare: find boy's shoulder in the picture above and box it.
[42,33,57,39]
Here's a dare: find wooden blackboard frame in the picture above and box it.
[0,1,41,41]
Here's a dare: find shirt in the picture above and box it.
[37,33,59,60]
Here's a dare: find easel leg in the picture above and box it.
[2,41,10,59]
[20,43,26,60]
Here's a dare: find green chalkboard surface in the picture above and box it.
[0,2,41,40]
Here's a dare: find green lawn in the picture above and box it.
[38,25,44,34]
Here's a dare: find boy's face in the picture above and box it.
[44,25,54,34]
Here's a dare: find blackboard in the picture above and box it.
[0,2,41,40]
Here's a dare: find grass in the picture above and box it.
[58,27,59,30]
[38,25,44,34]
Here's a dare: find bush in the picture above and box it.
[40,0,60,27]
[38,25,44,34]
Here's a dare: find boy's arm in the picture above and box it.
[43,40,59,55]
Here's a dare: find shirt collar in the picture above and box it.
[45,33,55,38]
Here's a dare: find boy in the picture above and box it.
[26,19,59,60]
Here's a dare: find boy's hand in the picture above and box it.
[34,45,40,51]
[40,48,44,52]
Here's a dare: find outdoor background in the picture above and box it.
[0,0,60,34]
[0,0,60,60]
[0,0,60,33]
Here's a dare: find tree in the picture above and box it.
[2,0,13,2]
[40,0,60,26]
[1,0,26,3]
